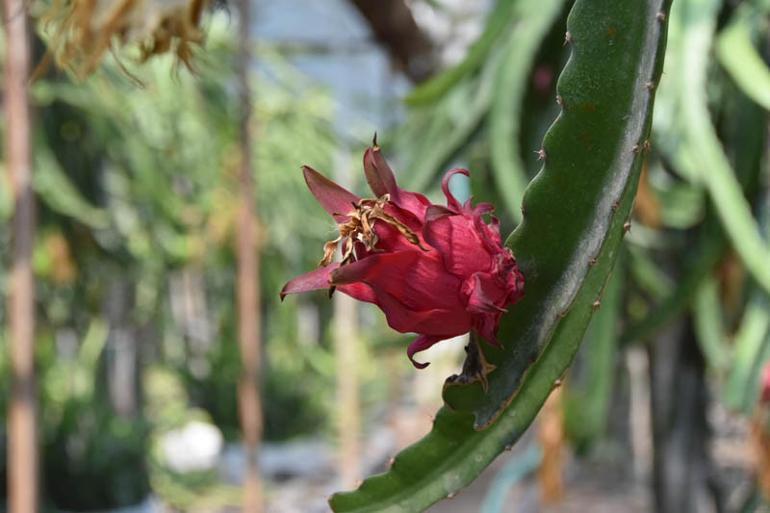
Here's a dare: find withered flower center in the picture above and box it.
[319,194,426,267]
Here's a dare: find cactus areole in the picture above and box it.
[281,144,525,368]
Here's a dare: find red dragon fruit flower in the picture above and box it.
[281,143,525,368]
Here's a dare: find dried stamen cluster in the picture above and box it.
[319,195,426,267]
[39,0,209,77]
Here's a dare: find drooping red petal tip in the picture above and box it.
[408,345,430,369]
[407,334,444,369]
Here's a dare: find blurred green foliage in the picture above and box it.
[1,13,397,510]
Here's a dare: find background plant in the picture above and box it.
[1,0,769,511]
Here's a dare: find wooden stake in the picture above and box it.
[235,0,263,510]
[538,387,564,504]
[3,0,38,511]
[334,289,361,487]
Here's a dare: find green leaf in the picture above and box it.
[725,170,770,412]
[725,294,770,412]
[405,0,515,106]
[330,1,673,511]
[73,319,110,401]
[716,6,770,112]
[404,48,501,193]
[621,221,725,345]
[673,0,770,295]
[692,277,731,374]
[627,54,766,345]
[656,181,705,229]
[33,149,109,229]
[490,0,566,224]
[443,0,673,427]
[627,245,674,302]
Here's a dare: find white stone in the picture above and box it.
[160,420,224,474]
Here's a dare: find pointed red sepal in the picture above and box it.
[363,145,399,199]
[280,264,338,300]
[302,166,360,222]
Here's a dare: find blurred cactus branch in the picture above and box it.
[347,0,437,82]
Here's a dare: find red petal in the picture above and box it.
[338,282,377,304]
[471,205,503,254]
[407,334,445,369]
[462,273,509,315]
[375,290,470,336]
[303,166,360,222]
[330,251,471,336]
[393,190,432,220]
[473,315,502,347]
[423,212,493,278]
[371,221,422,253]
[424,204,454,223]
[330,251,464,313]
[280,264,337,300]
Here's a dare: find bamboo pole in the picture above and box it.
[3,0,38,511]
[537,387,564,504]
[334,281,361,487]
[235,0,263,511]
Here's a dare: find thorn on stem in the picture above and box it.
[656,11,666,22]
[592,299,601,310]
[623,221,632,234]
[535,148,546,161]
[564,31,572,46]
